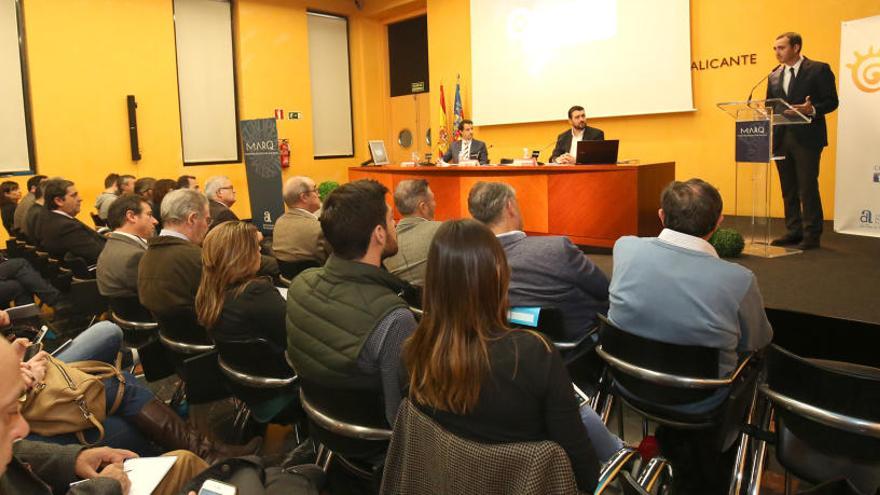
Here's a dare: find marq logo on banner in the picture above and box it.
[739,125,767,135]
[847,46,880,93]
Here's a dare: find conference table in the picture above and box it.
[349,162,675,248]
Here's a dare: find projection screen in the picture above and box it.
[470,0,694,126]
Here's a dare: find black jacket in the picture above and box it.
[209,200,239,230]
[549,126,605,163]
[37,210,106,264]
[765,57,838,151]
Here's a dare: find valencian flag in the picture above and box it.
[453,74,464,140]
[438,83,449,157]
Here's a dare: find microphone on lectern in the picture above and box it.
[747,64,782,102]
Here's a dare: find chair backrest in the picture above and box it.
[299,377,390,459]
[598,315,725,407]
[278,259,322,280]
[214,338,296,381]
[380,399,579,495]
[69,279,108,315]
[157,312,213,350]
[764,344,880,461]
[90,212,106,228]
[509,307,585,348]
[108,296,156,325]
[63,254,95,280]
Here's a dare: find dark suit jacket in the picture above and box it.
[550,126,605,163]
[23,203,48,245]
[37,210,106,264]
[97,232,148,298]
[498,231,609,340]
[441,139,489,164]
[765,57,838,151]
[209,200,239,230]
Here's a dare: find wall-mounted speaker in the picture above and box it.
[127,95,141,161]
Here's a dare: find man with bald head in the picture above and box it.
[272,176,330,265]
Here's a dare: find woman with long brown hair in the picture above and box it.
[403,219,619,492]
[0,181,21,235]
[195,221,295,420]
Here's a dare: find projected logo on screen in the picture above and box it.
[506,0,617,75]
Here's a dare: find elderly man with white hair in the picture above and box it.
[204,175,238,230]
[273,176,330,265]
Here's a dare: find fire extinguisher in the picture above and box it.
[279,139,291,168]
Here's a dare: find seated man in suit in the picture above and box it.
[608,178,773,380]
[550,105,604,164]
[441,120,489,165]
[273,176,330,264]
[20,178,48,244]
[205,176,238,230]
[138,189,209,321]
[468,181,609,342]
[37,178,106,265]
[97,194,157,300]
[287,180,417,427]
[383,179,441,287]
[12,175,45,236]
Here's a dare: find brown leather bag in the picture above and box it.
[21,354,126,445]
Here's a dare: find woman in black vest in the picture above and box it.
[403,219,621,493]
[196,221,297,423]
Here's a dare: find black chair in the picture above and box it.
[595,315,760,495]
[293,361,391,485]
[108,296,158,348]
[68,279,108,325]
[156,314,228,405]
[90,212,106,228]
[63,254,96,280]
[278,259,322,285]
[46,257,72,292]
[752,345,880,495]
[6,238,23,258]
[214,338,299,441]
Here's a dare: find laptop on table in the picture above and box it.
[575,139,619,165]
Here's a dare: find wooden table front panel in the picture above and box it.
[347,163,674,247]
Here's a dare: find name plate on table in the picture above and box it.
[512,159,536,166]
[458,159,480,166]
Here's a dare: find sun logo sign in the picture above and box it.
[847,46,880,93]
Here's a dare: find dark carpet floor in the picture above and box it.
[589,218,880,325]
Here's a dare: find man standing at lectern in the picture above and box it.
[550,105,604,164]
[766,32,838,250]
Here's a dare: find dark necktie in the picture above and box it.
[786,67,795,96]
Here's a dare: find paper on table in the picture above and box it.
[277,287,288,299]
[124,455,178,495]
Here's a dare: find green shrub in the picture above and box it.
[317,181,339,202]
[709,228,745,258]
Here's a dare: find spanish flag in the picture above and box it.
[438,84,449,157]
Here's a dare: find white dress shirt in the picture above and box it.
[568,129,584,157]
[656,228,718,258]
[782,56,804,95]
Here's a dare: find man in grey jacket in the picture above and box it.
[468,181,609,341]
[97,194,157,299]
[383,179,442,287]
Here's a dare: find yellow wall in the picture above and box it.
[428,0,880,217]
[6,0,388,241]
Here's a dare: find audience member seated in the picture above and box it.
[273,176,330,264]
[12,175,46,236]
[22,178,49,245]
[37,179,107,265]
[196,222,296,420]
[97,194,157,300]
[468,181,609,342]
[383,179,441,287]
[0,181,21,236]
[94,173,119,222]
[151,179,179,231]
[134,177,156,209]
[205,176,238,230]
[0,257,63,309]
[0,334,230,495]
[608,178,773,388]
[0,311,257,460]
[286,179,416,426]
[403,219,622,493]
[117,174,135,195]
[138,189,209,321]
[177,174,199,190]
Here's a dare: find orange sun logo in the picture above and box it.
[847,46,880,93]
